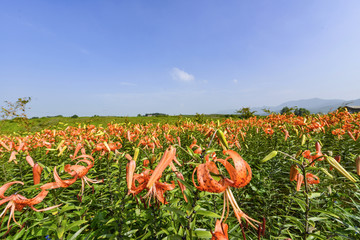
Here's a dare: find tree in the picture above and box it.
[262,108,276,115]
[1,97,31,120]
[280,106,294,115]
[294,108,310,116]
[1,97,32,131]
[236,107,256,119]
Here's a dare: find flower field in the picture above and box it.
[0,110,360,239]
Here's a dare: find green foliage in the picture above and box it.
[280,106,294,115]
[294,108,310,116]
[194,113,205,124]
[1,97,32,132]
[236,107,256,119]
[1,114,360,239]
[281,106,310,116]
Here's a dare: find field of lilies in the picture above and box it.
[0,110,360,240]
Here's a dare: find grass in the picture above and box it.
[0,114,230,135]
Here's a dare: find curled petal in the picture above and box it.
[0,181,24,199]
[154,181,176,204]
[192,162,229,193]
[30,203,62,212]
[40,182,61,191]
[306,173,320,184]
[33,163,43,185]
[216,150,252,188]
[8,151,18,164]
[54,167,78,188]
[65,164,88,178]
[25,155,35,168]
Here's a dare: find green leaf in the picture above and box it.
[163,207,186,217]
[308,233,327,240]
[57,226,65,239]
[308,192,322,199]
[291,197,306,212]
[194,229,212,238]
[177,178,194,192]
[309,209,340,219]
[204,148,219,155]
[66,219,87,231]
[140,231,152,240]
[196,210,221,218]
[105,218,116,226]
[13,227,26,240]
[308,217,327,222]
[281,215,305,232]
[69,224,89,240]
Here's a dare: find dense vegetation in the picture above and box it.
[0,110,359,239]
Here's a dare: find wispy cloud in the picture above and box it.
[233,79,238,84]
[171,67,194,82]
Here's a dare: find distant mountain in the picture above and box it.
[218,98,360,115]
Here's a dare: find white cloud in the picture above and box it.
[233,79,238,84]
[171,68,195,82]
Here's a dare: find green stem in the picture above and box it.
[186,190,199,240]
[2,164,7,182]
[301,164,310,240]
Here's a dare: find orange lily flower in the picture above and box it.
[192,150,259,229]
[169,161,188,202]
[305,173,320,184]
[192,158,231,193]
[189,139,202,154]
[26,155,43,185]
[125,153,137,195]
[129,169,175,204]
[302,142,324,166]
[145,146,179,204]
[126,147,182,204]
[211,220,229,240]
[129,169,151,195]
[52,166,79,188]
[0,181,60,229]
[8,151,18,164]
[146,146,177,190]
[223,188,260,229]
[64,155,103,195]
[216,150,252,188]
[290,165,320,191]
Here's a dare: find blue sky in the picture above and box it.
[1,1,360,117]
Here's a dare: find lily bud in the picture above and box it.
[126,160,136,193]
[315,142,321,153]
[290,165,299,181]
[261,151,278,163]
[296,174,304,191]
[356,156,360,176]
[325,156,357,182]
[216,129,229,150]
